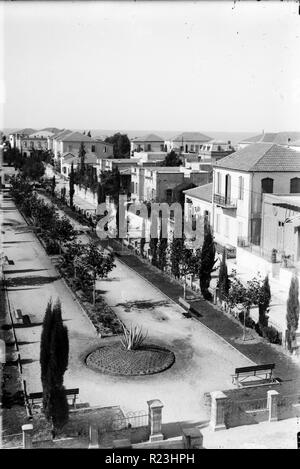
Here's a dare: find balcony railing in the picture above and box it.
[213,194,237,208]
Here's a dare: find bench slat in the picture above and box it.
[235,364,275,374]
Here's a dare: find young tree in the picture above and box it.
[40,299,69,431]
[199,223,217,301]
[217,248,231,302]
[228,276,264,341]
[82,242,115,305]
[286,275,300,353]
[69,163,75,207]
[162,150,182,167]
[50,216,77,253]
[170,236,184,278]
[22,151,45,180]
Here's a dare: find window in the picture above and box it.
[91,145,95,153]
[195,145,199,152]
[68,144,73,152]
[191,145,194,152]
[261,177,273,194]
[238,176,244,200]
[217,145,221,151]
[215,214,220,233]
[104,146,107,153]
[147,144,152,151]
[24,141,27,148]
[290,177,300,193]
[216,172,221,194]
[225,174,231,201]
[160,144,164,151]
[166,189,172,203]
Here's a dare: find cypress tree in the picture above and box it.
[69,163,75,207]
[286,275,300,352]
[170,236,184,279]
[40,298,69,430]
[199,222,216,301]
[218,248,230,302]
[258,275,271,327]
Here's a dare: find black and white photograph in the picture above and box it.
[1,0,300,451]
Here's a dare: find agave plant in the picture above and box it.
[120,322,148,350]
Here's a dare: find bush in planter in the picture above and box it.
[255,322,282,344]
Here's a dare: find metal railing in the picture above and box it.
[213,194,237,208]
[110,411,149,431]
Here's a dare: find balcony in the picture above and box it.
[213,194,237,209]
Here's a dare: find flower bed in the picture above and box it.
[86,343,175,376]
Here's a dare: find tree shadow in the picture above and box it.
[14,322,44,328]
[115,299,171,312]
[162,419,209,440]
[6,287,41,292]
[5,268,48,275]
[6,340,39,346]
[20,358,38,365]
[6,275,60,288]
[2,241,34,245]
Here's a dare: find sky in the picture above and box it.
[1,1,300,133]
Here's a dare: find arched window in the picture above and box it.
[166,189,173,203]
[261,177,273,194]
[290,177,300,193]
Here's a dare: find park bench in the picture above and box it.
[28,388,79,409]
[14,308,23,321]
[232,363,275,387]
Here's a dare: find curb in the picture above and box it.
[115,256,255,367]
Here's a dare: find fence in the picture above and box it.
[224,397,269,428]
[103,410,149,432]
[277,393,300,420]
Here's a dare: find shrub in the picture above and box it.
[120,323,148,350]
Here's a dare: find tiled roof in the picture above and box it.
[132,133,164,142]
[173,132,212,142]
[29,130,56,138]
[214,143,300,172]
[60,131,97,143]
[183,183,213,203]
[240,132,300,145]
[54,129,73,140]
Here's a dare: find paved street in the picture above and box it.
[2,181,256,424]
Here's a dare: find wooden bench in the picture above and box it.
[28,388,79,408]
[232,363,275,387]
[15,308,23,321]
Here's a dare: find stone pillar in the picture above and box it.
[88,424,99,449]
[267,390,279,422]
[182,427,203,449]
[210,391,227,431]
[22,424,33,449]
[147,399,164,442]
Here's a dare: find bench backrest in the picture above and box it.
[235,363,275,374]
[29,388,79,400]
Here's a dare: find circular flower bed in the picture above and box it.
[86,343,175,376]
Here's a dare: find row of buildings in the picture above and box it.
[8,127,300,279]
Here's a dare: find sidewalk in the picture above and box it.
[201,417,300,449]
[103,248,300,394]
